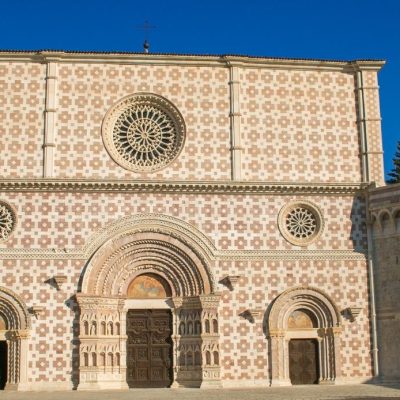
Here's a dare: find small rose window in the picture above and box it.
[278,201,324,246]
[0,201,17,242]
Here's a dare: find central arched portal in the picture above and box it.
[77,218,221,390]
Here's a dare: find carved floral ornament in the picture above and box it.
[278,200,324,246]
[102,93,186,172]
[0,200,17,242]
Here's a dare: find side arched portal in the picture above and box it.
[0,287,31,391]
[268,286,341,386]
[76,217,220,390]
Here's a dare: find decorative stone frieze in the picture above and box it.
[0,179,367,195]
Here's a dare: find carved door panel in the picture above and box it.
[126,309,172,388]
[289,339,319,385]
[0,341,7,390]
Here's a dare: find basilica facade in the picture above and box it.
[0,50,392,390]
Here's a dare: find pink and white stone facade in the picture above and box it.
[0,51,386,390]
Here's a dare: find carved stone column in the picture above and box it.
[76,295,127,390]
[199,293,221,388]
[332,327,342,382]
[172,294,221,388]
[269,330,291,386]
[4,329,30,391]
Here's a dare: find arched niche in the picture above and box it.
[287,309,318,329]
[127,273,172,299]
[393,208,400,232]
[378,210,393,234]
[268,286,341,386]
[0,286,31,391]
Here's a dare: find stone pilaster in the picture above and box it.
[43,60,58,178]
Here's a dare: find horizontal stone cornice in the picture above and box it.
[0,179,367,196]
[0,51,385,72]
[0,247,366,261]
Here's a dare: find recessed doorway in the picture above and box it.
[0,341,7,390]
[126,309,173,388]
[289,339,319,385]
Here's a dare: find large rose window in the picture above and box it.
[102,93,185,172]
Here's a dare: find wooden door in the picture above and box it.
[0,341,7,390]
[126,309,172,388]
[289,339,319,385]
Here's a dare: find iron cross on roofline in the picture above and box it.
[136,20,156,53]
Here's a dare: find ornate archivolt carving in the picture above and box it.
[269,286,340,331]
[0,287,31,331]
[80,228,215,297]
[82,213,216,264]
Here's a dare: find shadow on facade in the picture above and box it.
[262,302,274,385]
[349,194,366,253]
[65,295,80,390]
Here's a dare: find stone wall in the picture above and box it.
[369,183,400,383]
[0,52,386,389]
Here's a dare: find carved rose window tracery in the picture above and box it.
[102,93,186,172]
[0,201,16,241]
[285,206,317,239]
[278,201,324,246]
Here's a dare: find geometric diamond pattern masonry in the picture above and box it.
[0,50,389,391]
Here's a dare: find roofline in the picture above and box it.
[0,49,385,71]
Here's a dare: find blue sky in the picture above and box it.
[1,0,399,179]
